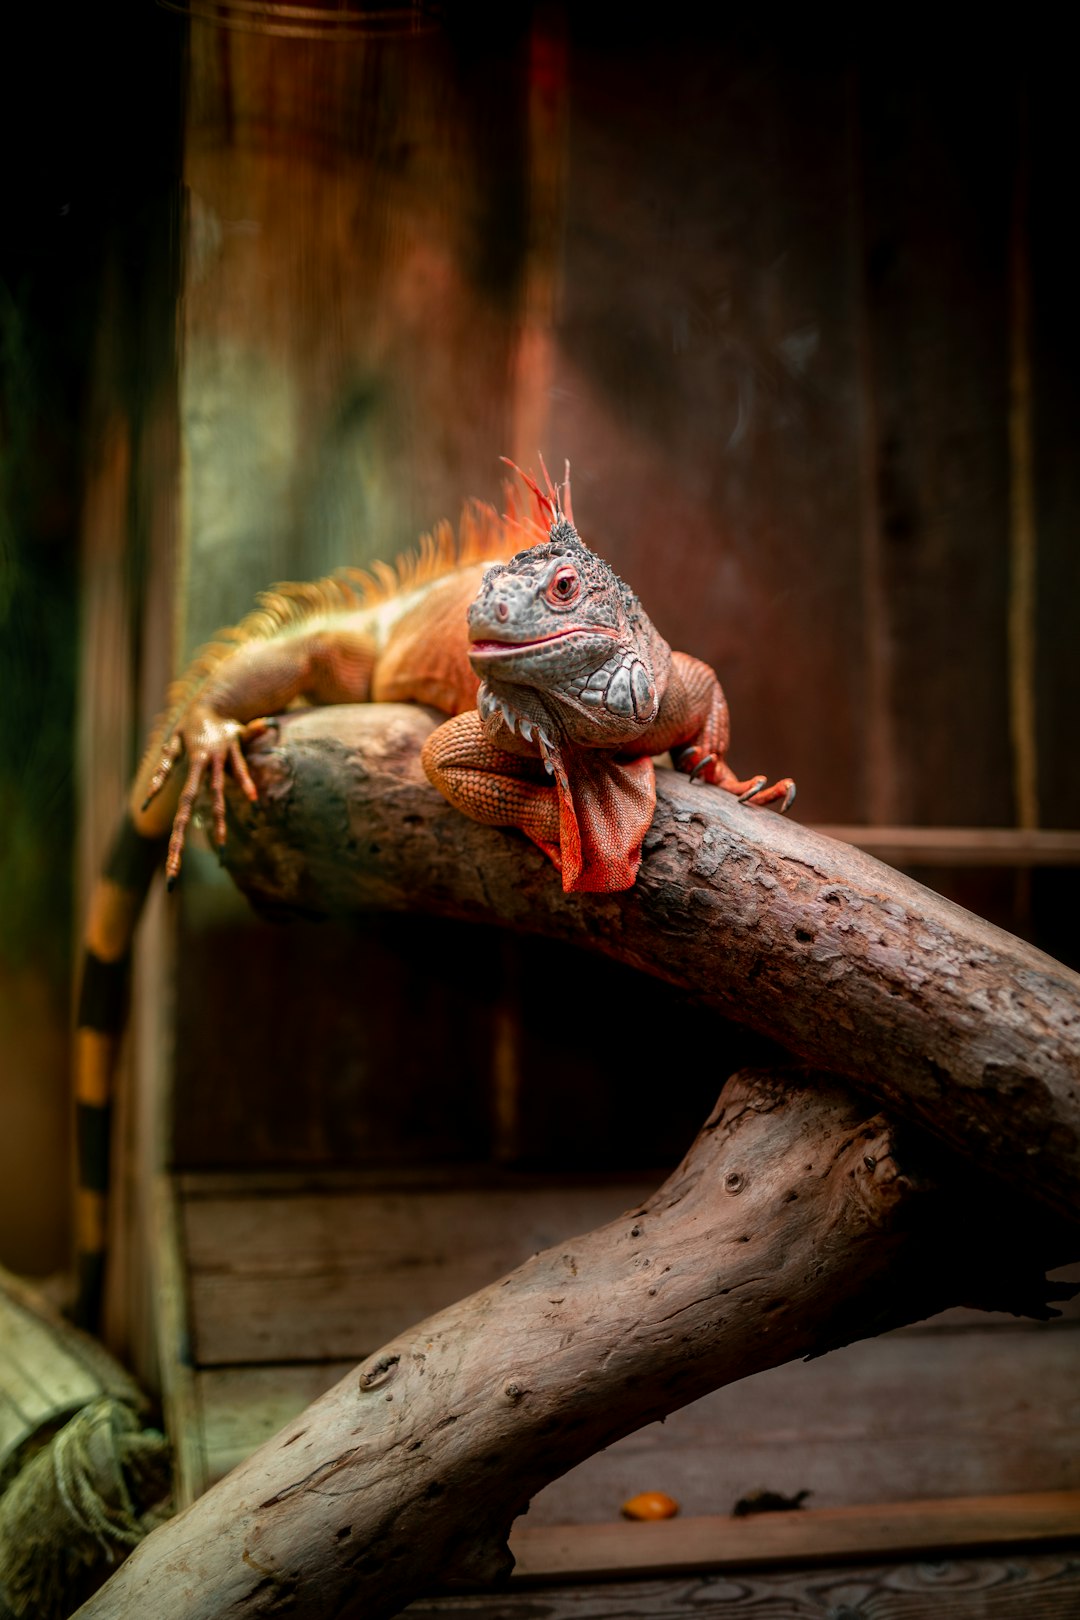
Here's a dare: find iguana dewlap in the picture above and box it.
[73,463,793,1324]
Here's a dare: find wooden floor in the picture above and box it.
[160,1168,1080,1604]
[402,1553,1080,1619]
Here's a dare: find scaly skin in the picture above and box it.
[422,465,794,891]
[72,468,792,1326]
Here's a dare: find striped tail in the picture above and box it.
[74,813,167,1329]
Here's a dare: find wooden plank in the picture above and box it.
[1029,56,1080,976]
[404,1553,1080,1617]
[183,1179,655,1365]
[177,1167,661,1198]
[115,362,182,1373]
[508,1491,1080,1581]
[171,899,507,1173]
[1030,59,1080,835]
[856,42,1015,830]
[182,1176,1080,1371]
[195,1304,1080,1507]
[812,826,1080,867]
[526,1325,1080,1527]
[151,1174,208,1506]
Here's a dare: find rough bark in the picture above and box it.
[72,1066,1067,1620]
[220,704,1080,1226]
[75,704,1075,1617]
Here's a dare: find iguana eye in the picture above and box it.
[547,565,580,606]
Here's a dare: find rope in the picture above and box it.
[0,1397,171,1619]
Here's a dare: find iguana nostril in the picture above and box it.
[495,601,509,622]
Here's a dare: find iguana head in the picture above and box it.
[468,465,671,755]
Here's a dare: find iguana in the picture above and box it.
[74,461,793,1325]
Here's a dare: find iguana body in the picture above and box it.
[74,466,792,1323]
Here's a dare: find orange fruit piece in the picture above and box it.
[620,1490,680,1521]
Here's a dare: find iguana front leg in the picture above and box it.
[649,652,796,812]
[141,710,270,887]
[423,709,658,893]
[421,711,562,865]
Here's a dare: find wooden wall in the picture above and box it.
[163,13,1080,1189]
[1,8,1077,1300]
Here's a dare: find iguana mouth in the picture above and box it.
[470,627,615,656]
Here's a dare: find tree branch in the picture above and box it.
[76,715,1078,1616]
[74,1065,1069,1620]
[221,704,1080,1227]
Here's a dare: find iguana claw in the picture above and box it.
[674,745,795,815]
[742,776,797,814]
[158,713,269,885]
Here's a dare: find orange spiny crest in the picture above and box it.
[334,502,524,602]
[500,456,574,531]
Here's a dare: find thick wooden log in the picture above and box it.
[73,1067,1065,1620]
[220,704,1080,1228]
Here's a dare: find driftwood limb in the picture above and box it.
[76,712,1079,1618]
[73,1066,1068,1620]
[221,704,1080,1228]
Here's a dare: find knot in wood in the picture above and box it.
[503,1380,526,1403]
[724,1171,745,1194]
[358,1353,400,1392]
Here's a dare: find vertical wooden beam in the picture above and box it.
[854,41,1014,832]
[150,1172,208,1506]
[1027,49,1080,969]
[1007,85,1038,834]
[848,64,897,827]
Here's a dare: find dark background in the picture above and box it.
[1,7,1077,1277]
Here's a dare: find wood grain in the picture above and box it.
[813,827,1080,867]
[72,1069,1075,1620]
[403,1552,1080,1618]
[150,1174,208,1507]
[508,1492,1080,1580]
[183,1179,654,1366]
[856,46,1013,830]
[548,29,867,826]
